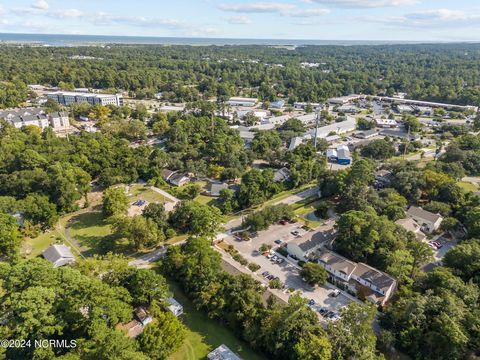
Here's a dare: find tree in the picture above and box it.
[360,139,396,160]
[138,311,187,360]
[112,215,161,250]
[403,115,422,133]
[102,186,129,217]
[142,203,167,229]
[168,201,222,238]
[328,303,380,360]
[357,117,374,130]
[0,213,21,261]
[294,333,332,360]
[443,239,480,284]
[121,269,169,306]
[20,193,58,229]
[300,262,328,286]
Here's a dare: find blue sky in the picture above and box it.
[0,0,479,41]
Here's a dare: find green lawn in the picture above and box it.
[457,181,478,193]
[129,184,169,204]
[23,229,63,258]
[67,211,114,253]
[167,281,267,360]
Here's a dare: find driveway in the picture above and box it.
[274,187,319,206]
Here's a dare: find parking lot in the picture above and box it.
[222,222,354,317]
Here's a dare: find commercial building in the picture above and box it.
[47,91,123,106]
[307,116,357,139]
[336,145,352,165]
[355,129,379,139]
[286,228,335,262]
[227,97,257,107]
[375,118,398,128]
[329,94,364,105]
[293,102,321,110]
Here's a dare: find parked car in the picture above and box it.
[267,253,274,259]
[308,299,316,306]
[274,239,284,245]
[291,230,300,236]
[267,275,275,280]
[279,220,287,225]
[318,308,327,315]
[271,255,279,262]
[329,289,340,297]
[276,258,285,264]
[262,271,269,277]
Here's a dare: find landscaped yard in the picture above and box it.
[67,211,114,253]
[167,280,267,360]
[129,184,170,204]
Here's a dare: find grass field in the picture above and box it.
[23,229,63,258]
[167,281,267,360]
[457,181,478,192]
[68,211,114,253]
[129,184,170,204]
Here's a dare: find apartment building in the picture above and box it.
[0,108,70,131]
[48,91,123,106]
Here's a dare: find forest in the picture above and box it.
[1,43,480,106]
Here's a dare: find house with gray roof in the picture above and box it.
[407,206,443,233]
[42,244,75,268]
[207,344,242,360]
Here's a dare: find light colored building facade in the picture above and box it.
[0,108,70,131]
[316,248,397,305]
[227,97,257,107]
[48,91,123,106]
[407,206,443,233]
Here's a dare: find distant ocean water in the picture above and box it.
[0,33,429,47]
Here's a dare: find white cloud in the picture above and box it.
[226,16,252,24]
[219,2,329,17]
[219,2,296,14]
[93,13,187,29]
[289,8,330,17]
[307,0,417,8]
[364,8,480,28]
[47,9,84,19]
[31,0,49,11]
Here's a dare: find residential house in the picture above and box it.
[273,167,291,182]
[350,263,397,306]
[286,228,335,261]
[317,249,357,282]
[117,307,153,338]
[315,249,397,305]
[42,244,75,268]
[207,344,243,360]
[407,206,443,233]
[395,218,426,241]
[169,173,190,187]
[206,182,229,197]
[374,170,393,188]
[166,298,184,317]
[161,169,190,187]
[380,129,419,141]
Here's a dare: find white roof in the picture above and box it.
[42,244,75,264]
